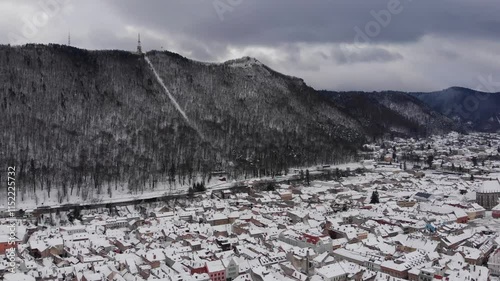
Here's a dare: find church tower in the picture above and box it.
[137,33,142,54]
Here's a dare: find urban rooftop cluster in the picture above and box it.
[1,132,500,281]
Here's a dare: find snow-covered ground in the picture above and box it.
[9,179,229,210]
[471,211,500,233]
[2,161,363,210]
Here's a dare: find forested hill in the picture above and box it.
[319,90,460,139]
[1,44,367,200]
[409,87,500,132]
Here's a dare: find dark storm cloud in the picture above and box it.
[1,0,500,91]
[333,47,403,64]
[105,0,500,45]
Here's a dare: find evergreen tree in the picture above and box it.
[472,156,478,167]
[305,169,310,186]
[193,181,206,192]
[370,190,380,204]
[68,206,82,222]
[169,163,176,184]
[426,155,434,168]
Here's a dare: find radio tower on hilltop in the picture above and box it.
[68,32,71,46]
[137,33,142,54]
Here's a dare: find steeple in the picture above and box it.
[137,33,142,54]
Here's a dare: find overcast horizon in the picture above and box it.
[2,0,500,92]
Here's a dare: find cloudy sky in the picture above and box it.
[2,0,500,92]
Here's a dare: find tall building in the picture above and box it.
[489,249,500,276]
[476,179,500,210]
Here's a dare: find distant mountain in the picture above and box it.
[409,87,500,132]
[319,90,459,139]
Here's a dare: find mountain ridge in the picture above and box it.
[319,90,460,139]
[409,87,500,132]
